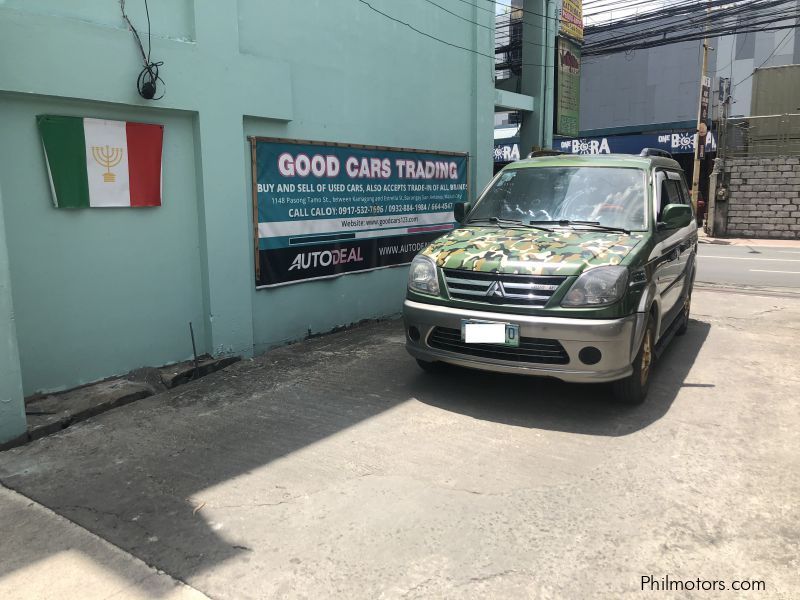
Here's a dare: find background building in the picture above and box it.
[555,1,800,195]
[715,17,800,118]
[0,0,532,444]
[555,0,800,239]
[494,0,560,170]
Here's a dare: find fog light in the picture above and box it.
[579,346,602,365]
[408,326,420,341]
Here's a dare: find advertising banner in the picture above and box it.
[555,129,717,156]
[559,0,584,43]
[555,37,581,137]
[494,139,521,163]
[251,138,468,288]
[494,125,521,163]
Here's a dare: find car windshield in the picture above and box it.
[468,166,648,231]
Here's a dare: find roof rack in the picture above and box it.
[527,149,565,158]
[639,148,673,159]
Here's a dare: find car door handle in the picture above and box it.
[666,249,680,262]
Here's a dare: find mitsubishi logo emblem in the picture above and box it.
[486,281,505,298]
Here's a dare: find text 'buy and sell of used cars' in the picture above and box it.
[404,150,697,404]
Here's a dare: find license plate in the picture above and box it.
[461,320,520,347]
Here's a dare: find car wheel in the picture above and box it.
[416,359,445,374]
[612,317,655,405]
[675,289,691,336]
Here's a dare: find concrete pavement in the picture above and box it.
[0,486,209,600]
[1,289,799,599]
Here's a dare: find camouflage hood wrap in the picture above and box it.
[422,226,644,276]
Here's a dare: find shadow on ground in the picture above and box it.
[0,317,710,596]
[413,319,712,437]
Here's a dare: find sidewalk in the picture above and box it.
[698,229,800,247]
[0,486,209,600]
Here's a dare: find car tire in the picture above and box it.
[612,316,655,405]
[416,359,445,373]
[675,287,692,336]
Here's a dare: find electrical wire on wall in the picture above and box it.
[120,0,165,100]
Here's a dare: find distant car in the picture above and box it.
[403,152,698,404]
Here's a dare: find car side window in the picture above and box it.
[657,173,682,221]
[677,177,694,209]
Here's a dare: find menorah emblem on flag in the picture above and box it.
[91,145,124,183]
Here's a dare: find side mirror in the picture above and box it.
[659,204,693,230]
[453,202,471,224]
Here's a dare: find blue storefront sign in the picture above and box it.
[494,125,521,163]
[494,138,521,163]
[555,130,716,156]
[251,138,468,287]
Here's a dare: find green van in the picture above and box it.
[403,152,697,403]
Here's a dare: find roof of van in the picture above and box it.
[507,153,683,171]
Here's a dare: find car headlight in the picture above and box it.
[561,266,628,307]
[408,255,440,295]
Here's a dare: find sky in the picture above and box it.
[583,1,673,25]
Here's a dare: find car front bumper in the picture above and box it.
[403,299,643,383]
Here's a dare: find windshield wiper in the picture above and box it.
[466,217,553,232]
[527,220,630,235]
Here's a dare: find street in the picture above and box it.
[698,242,800,289]
[2,270,799,599]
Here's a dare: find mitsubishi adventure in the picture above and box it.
[403,152,698,403]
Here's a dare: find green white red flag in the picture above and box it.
[37,115,163,208]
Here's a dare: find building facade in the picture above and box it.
[494,0,559,168]
[551,2,800,219]
[557,4,800,155]
[0,0,500,443]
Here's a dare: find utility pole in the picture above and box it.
[707,78,730,236]
[691,0,712,211]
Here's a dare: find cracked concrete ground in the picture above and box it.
[1,288,799,599]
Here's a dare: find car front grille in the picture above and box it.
[443,269,567,307]
[427,327,570,365]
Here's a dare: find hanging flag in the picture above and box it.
[37,115,163,208]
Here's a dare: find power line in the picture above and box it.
[355,0,551,68]
[587,0,791,38]
[582,0,800,56]
[421,0,556,51]
[586,19,799,56]
[357,0,495,60]
[581,0,720,55]
[482,0,563,24]
[595,1,793,34]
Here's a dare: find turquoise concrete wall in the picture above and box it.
[0,95,206,395]
[0,0,196,41]
[0,0,495,411]
[0,188,27,444]
[240,0,494,349]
